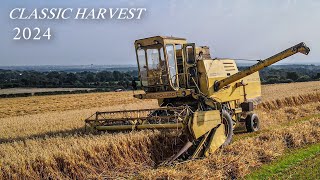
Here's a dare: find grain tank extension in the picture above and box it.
[85,36,310,164]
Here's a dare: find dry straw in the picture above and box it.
[0,82,319,179]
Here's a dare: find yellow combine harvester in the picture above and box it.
[85,36,310,163]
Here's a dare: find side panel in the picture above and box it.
[208,72,261,103]
[190,110,221,139]
[199,59,261,103]
[198,59,238,95]
[240,72,262,103]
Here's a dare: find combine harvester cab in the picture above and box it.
[85,36,310,164]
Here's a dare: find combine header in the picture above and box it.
[85,36,310,163]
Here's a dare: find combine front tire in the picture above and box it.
[245,113,260,132]
[221,110,233,146]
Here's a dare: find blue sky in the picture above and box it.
[0,0,319,66]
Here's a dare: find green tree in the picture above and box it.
[297,75,310,82]
[86,73,95,82]
[266,78,279,84]
[286,72,299,81]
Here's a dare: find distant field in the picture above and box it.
[0,90,150,118]
[0,81,319,118]
[0,88,94,95]
[261,81,320,101]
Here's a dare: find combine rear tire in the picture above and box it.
[245,113,260,132]
[221,110,233,146]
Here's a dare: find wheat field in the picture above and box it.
[0,81,319,179]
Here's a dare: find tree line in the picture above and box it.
[0,65,319,90]
[257,65,320,84]
[0,70,139,89]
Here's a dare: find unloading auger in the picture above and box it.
[85,36,310,163]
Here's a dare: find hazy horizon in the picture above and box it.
[1,62,319,68]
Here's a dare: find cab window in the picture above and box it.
[147,49,160,70]
[137,49,148,86]
[166,44,178,89]
[186,45,195,64]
